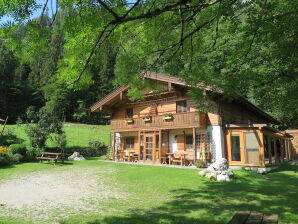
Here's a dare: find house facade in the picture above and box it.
[91,72,293,167]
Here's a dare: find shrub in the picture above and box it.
[0,153,13,166]
[24,147,43,162]
[9,144,27,155]
[195,159,207,168]
[0,146,9,154]
[12,153,24,163]
[88,140,108,156]
[51,133,67,151]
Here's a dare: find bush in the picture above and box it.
[0,153,13,166]
[195,159,207,168]
[12,153,24,163]
[24,147,43,162]
[51,133,67,150]
[9,144,27,155]
[87,140,108,156]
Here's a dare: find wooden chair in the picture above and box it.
[171,152,185,166]
[116,150,125,161]
[185,151,195,166]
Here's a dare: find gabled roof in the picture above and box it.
[90,85,130,112]
[90,72,280,124]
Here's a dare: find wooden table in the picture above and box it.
[37,152,64,164]
[128,152,139,162]
[229,211,278,224]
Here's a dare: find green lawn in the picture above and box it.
[0,160,297,224]
[2,123,111,147]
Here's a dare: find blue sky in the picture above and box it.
[1,0,57,24]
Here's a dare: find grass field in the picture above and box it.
[0,160,297,224]
[2,123,111,147]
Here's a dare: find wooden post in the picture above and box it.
[258,129,265,167]
[138,131,141,161]
[159,130,162,163]
[112,132,116,160]
[193,128,196,161]
[0,116,8,137]
[273,138,277,164]
[268,136,272,165]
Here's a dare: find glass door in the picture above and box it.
[228,131,244,165]
[144,135,154,161]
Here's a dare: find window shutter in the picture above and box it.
[177,135,185,150]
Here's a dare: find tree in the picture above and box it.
[0,0,297,127]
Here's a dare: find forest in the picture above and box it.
[0,0,297,128]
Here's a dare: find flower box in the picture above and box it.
[125,118,134,124]
[162,113,173,120]
[142,116,152,122]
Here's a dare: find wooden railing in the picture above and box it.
[111,112,206,131]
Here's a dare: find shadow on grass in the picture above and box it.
[60,164,298,224]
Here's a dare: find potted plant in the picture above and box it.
[125,115,134,124]
[162,113,173,120]
[142,115,152,122]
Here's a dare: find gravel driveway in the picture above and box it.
[0,166,126,223]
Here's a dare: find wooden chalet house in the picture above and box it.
[91,72,294,168]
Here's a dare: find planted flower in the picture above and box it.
[162,113,173,120]
[142,115,152,122]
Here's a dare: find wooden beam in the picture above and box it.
[193,128,196,161]
[159,130,162,163]
[168,82,172,92]
[138,131,141,161]
[258,129,265,167]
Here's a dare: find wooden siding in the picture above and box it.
[219,101,266,124]
[111,112,206,131]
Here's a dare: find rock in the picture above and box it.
[198,170,207,176]
[198,158,234,182]
[205,172,217,180]
[68,152,86,161]
[217,174,230,182]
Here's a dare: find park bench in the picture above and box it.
[37,152,64,164]
[228,211,278,224]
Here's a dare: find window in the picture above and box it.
[176,100,187,113]
[126,108,133,118]
[125,137,134,149]
[185,135,193,149]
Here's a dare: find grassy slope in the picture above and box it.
[0,161,297,224]
[2,123,111,147]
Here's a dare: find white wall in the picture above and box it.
[207,125,225,161]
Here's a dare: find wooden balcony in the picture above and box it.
[111,112,206,131]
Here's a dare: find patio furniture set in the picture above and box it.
[116,150,199,166]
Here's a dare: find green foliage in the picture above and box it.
[25,105,64,149]
[9,143,26,155]
[195,160,207,168]
[11,153,24,163]
[50,133,67,150]
[24,146,43,162]
[0,153,13,166]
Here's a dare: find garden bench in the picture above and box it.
[228,211,278,224]
[37,152,64,164]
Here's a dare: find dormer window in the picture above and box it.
[126,108,133,118]
[176,100,187,113]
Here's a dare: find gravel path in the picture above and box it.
[0,166,126,223]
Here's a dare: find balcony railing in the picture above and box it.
[111,112,206,131]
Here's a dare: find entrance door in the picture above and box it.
[228,131,260,166]
[228,131,244,165]
[144,134,155,161]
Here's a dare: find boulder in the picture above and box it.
[198,158,234,182]
[198,170,207,176]
[68,152,86,161]
[217,174,230,182]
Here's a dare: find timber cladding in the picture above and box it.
[219,101,267,125]
[286,130,298,156]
